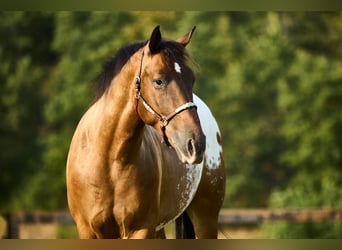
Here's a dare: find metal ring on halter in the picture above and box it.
[160,117,169,127]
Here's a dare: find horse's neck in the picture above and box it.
[93,66,144,164]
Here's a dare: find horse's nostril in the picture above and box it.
[187,138,194,157]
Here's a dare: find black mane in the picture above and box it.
[94,41,145,100]
[94,40,189,100]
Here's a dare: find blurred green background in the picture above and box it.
[0,11,341,238]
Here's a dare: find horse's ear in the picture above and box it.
[148,25,161,54]
[176,26,196,47]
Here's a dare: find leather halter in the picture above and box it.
[134,49,197,146]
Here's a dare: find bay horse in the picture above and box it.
[66,26,225,239]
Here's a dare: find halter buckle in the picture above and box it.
[135,76,141,99]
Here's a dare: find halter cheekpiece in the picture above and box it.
[134,49,197,147]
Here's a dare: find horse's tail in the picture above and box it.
[175,211,195,239]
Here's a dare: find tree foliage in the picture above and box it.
[0,12,56,211]
[1,11,341,238]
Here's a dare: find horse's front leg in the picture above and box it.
[114,202,159,239]
[123,228,157,239]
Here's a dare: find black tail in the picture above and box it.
[175,211,195,239]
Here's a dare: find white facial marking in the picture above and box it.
[174,62,182,73]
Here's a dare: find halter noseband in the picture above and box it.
[134,49,197,147]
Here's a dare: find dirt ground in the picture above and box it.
[0,216,6,238]
[0,215,261,239]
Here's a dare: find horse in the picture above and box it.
[66,25,225,239]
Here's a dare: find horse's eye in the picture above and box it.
[153,79,164,87]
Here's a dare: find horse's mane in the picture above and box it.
[94,41,146,100]
[94,40,191,101]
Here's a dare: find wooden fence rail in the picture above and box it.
[218,208,342,224]
[2,208,342,238]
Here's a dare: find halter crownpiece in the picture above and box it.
[134,49,197,146]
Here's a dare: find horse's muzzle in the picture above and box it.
[173,133,206,165]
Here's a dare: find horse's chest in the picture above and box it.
[156,161,203,230]
[174,163,203,210]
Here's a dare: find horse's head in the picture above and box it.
[135,26,205,165]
